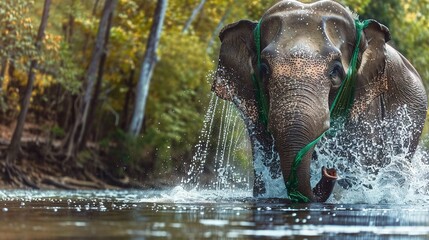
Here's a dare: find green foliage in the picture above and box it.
[381,1,429,85]
[242,0,280,20]
[50,124,65,139]
[340,0,372,13]
[55,42,83,94]
[0,0,36,83]
[0,0,36,60]
[102,129,152,178]
[37,38,83,94]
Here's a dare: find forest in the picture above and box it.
[0,0,428,189]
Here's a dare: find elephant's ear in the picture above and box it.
[352,20,390,117]
[357,20,390,84]
[212,20,260,123]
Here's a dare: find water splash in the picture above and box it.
[184,95,252,192]
[182,93,218,187]
[252,139,288,198]
[312,106,429,204]
[187,99,429,204]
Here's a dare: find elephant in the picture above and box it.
[212,0,428,202]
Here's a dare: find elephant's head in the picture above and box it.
[212,0,390,202]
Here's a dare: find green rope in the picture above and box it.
[330,19,371,118]
[286,132,326,202]
[252,18,370,202]
[252,20,269,128]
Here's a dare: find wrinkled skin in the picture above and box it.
[212,0,427,202]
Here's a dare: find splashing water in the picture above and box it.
[186,98,429,204]
[312,106,429,204]
[183,94,252,192]
[251,138,288,198]
[182,93,218,187]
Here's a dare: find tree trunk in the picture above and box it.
[128,0,168,136]
[182,0,207,33]
[60,1,87,135]
[6,0,52,165]
[53,2,75,134]
[6,58,16,94]
[0,58,7,91]
[63,0,75,43]
[65,0,117,157]
[77,0,117,145]
[78,5,115,149]
[0,58,8,111]
[120,69,135,130]
[81,0,101,58]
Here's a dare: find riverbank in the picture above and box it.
[0,123,181,190]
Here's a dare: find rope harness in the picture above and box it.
[252,18,370,202]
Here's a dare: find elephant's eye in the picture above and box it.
[329,61,345,88]
[259,62,271,77]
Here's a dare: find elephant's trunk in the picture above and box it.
[277,129,336,202]
[269,94,336,202]
[280,130,337,202]
[313,167,337,202]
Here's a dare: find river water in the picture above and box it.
[2,99,427,239]
[1,188,428,239]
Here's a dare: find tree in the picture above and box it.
[80,7,115,150]
[128,0,168,136]
[65,0,117,158]
[5,0,51,181]
[182,0,207,33]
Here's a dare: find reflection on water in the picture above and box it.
[0,189,429,239]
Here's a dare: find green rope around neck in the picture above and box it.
[252,20,269,128]
[252,19,370,202]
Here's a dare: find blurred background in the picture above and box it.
[0,0,427,188]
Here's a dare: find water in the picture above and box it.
[1,189,429,239]
[312,106,429,204]
[2,98,428,238]
[184,94,252,191]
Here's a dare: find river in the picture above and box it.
[1,189,428,239]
